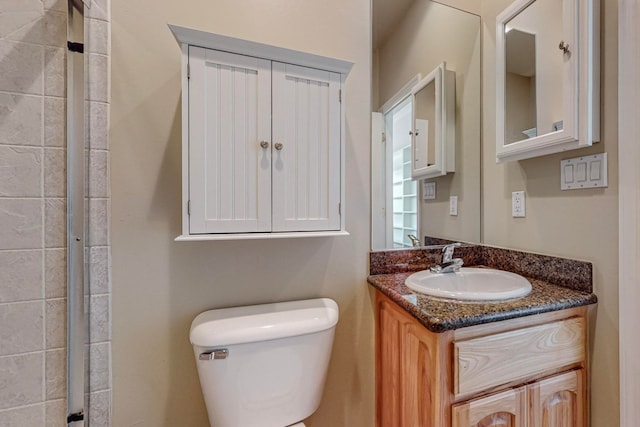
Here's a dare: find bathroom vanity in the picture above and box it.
[368,246,597,427]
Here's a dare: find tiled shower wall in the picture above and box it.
[0,0,112,425]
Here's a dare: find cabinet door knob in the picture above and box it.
[274,142,284,151]
[260,141,269,149]
[558,41,570,54]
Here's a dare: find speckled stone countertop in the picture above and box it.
[368,245,598,333]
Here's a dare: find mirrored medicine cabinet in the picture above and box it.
[495,0,600,162]
[411,63,456,180]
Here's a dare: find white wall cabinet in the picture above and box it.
[169,25,353,240]
[495,0,599,162]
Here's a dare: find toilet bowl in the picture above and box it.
[190,298,339,427]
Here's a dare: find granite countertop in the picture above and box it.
[368,245,598,333]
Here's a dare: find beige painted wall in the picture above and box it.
[482,0,619,425]
[375,0,481,244]
[110,1,372,426]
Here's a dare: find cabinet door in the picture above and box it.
[188,47,272,233]
[271,62,341,232]
[452,387,527,427]
[529,370,585,427]
[377,298,438,427]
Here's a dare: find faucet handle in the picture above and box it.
[441,242,462,263]
[407,234,421,247]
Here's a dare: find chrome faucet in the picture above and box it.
[407,234,421,247]
[430,242,464,273]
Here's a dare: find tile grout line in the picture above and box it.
[40,23,47,406]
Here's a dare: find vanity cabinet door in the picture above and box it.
[188,47,272,234]
[529,370,585,427]
[452,387,527,427]
[271,62,342,232]
[376,297,441,427]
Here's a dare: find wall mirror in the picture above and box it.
[371,0,481,250]
[496,0,599,162]
[411,63,456,180]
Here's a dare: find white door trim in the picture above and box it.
[618,1,640,425]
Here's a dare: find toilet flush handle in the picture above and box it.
[199,349,229,360]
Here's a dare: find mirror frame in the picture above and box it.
[495,0,599,162]
[410,63,455,179]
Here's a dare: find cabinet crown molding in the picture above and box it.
[168,24,354,76]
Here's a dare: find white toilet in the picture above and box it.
[190,298,339,427]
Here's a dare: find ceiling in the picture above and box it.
[372,0,416,49]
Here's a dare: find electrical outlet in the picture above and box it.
[512,191,526,217]
[449,196,458,216]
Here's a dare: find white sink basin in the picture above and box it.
[405,267,532,301]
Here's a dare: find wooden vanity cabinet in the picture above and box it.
[375,291,589,427]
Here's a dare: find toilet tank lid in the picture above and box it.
[190,298,339,347]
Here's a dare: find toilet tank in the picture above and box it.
[190,298,339,427]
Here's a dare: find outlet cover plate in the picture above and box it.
[449,196,458,216]
[512,191,525,217]
[561,153,608,190]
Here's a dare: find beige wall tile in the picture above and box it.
[0,41,43,95]
[89,246,110,295]
[44,97,65,147]
[88,199,109,247]
[0,199,43,250]
[0,403,44,426]
[89,150,109,198]
[44,398,66,427]
[88,295,110,343]
[44,148,66,197]
[86,18,110,55]
[45,249,66,299]
[0,352,44,410]
[85,0,110,22]
[0,93,43,147]
[87,54,109,103]
[44,0,67,12]
[45,349,65,400]
[44,47,65,97]
[87,390,110,427]
[87,101,109,150]
[0,146,42,197]
[0,0,44,45]
[43,11,66,48]
[44,198,66,249]
[45,298,65,350]
[86,342,110,392]
[0,301,44,356]
[0,250,43,303]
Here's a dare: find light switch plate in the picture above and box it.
[449,196,458,216]
[512,191,525,217]
[561,153,608,190]
[423,182,436,200]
